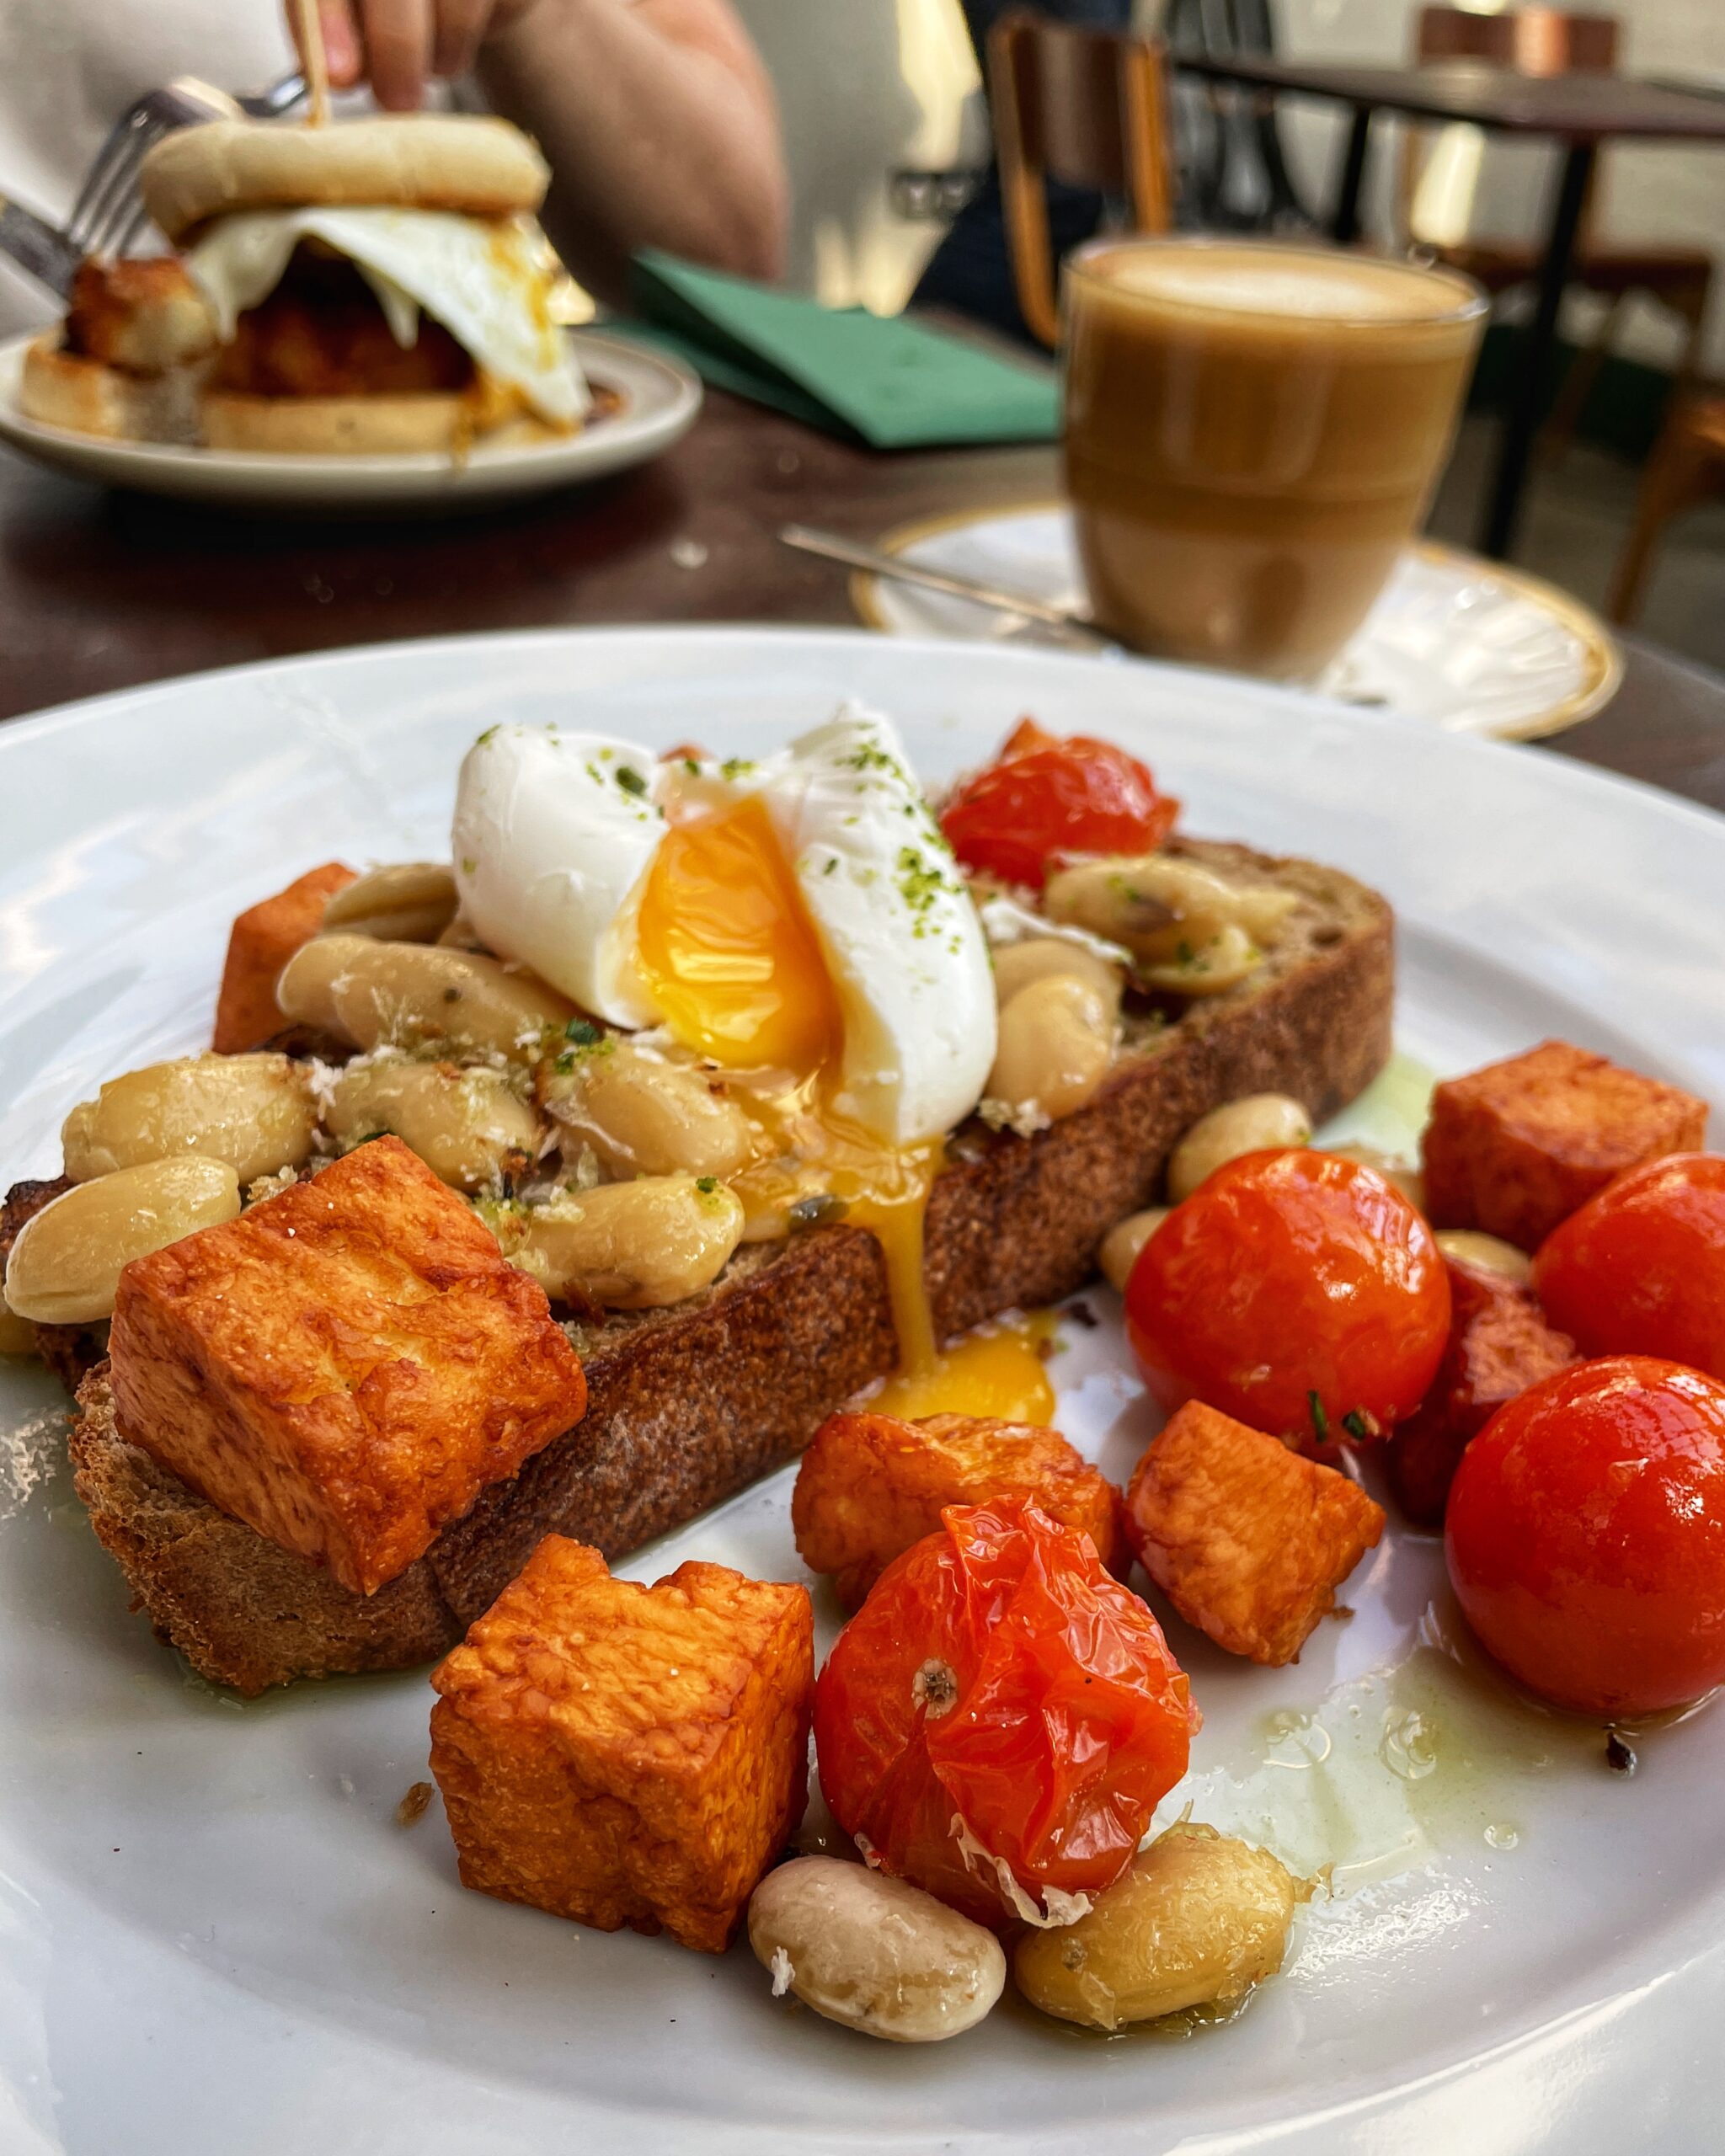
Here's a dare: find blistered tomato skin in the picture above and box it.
[1124,1150,1451,1443]
[1445,1356,1725,1717]
[938,725,1178,892]
[1533,1153,1725,1385]
[814,1498,1199,1929]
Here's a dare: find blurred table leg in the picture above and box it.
[1479,141,1595,561]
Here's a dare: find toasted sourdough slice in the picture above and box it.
[61,841,1393,1693]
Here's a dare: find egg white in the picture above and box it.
[451,725,665,1027]
[694,704,998,1147]
[186,206,588,426]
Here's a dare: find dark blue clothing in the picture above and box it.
[911,0,1133,347]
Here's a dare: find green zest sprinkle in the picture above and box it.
[460,857,477,875]
[1342,1410,1370,1443]
[617,766,648,797]
[695,1177,718,1194]
[823,857,838,875]
[1308,1391,1330,1444]
[683,757,701,776]
[721,756,755,781]
[565,1018,604,1045]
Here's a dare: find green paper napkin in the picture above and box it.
[626,250,1060,450]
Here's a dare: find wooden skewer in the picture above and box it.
[292,0,331,126]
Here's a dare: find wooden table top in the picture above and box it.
[0,384,1721,816]
[1176,54,1725,142]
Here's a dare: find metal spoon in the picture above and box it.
[779,524,1110,649]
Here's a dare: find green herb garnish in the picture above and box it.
[1308,1391,1330,1444]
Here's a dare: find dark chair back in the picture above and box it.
[986,11,1174,345]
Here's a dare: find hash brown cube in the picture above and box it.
[1422,1040,1706,1253]
[793,1410,1126,1611]
[108,1134,586,1594]
[1124,1401,1385,1666]
[212,860,355,1054]
[430,1535,813,1951]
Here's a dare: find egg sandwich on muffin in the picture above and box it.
[20,115,587,453]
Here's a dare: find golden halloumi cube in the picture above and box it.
[108,1135,586,1594]
[792,1409,1126,1611]
[430,1535,813,1952]
[1422,1039,1706,1253]
[1125,1401,1384,1666]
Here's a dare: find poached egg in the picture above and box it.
[452,705,1000,1373]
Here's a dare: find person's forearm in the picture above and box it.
[478,0,788,296]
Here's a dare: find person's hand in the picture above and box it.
[298,0,542,111]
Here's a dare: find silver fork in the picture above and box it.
[65,72,305,260]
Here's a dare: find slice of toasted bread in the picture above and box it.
[60,839,1393,1691]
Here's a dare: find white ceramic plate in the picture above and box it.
[1,628,1721,2156]
[851,504,1622,743]
[0,328,701,513]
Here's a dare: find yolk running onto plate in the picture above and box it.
[635,797,945,1371]
[870,1313,1060,1423]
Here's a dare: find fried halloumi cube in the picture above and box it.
[430,1535,813,1952]
[793,1410,1126,1611]
[1124,1401,1385,1667]
[212,860,355,1054]
[1422,1040,1706,1253]
[108,1135,586,1593]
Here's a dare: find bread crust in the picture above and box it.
[18,337,204,445]
[61,840,1396,1691]
[141,117,550,242]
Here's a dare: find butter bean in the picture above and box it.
[1167,1095,1313,1203]
[988,975,1114,1124]
[327,1059,542,1192]
[991,937,1124,1015]
[1435,1229,1531,1284]
[508,1173,745,1310]
[321,862,459,944]
[541,1040,756,1181]
[749,1858,1005,2042]
[1100,1207,1169,1293]
[277,935,573,1058]
[62,1054,316,1187]
[1014,1823,1301,2031]
[4,1157,240,1324]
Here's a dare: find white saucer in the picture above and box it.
[0,328,702,514]
[851,503,1622,742]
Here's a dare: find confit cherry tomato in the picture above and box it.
[1445,1356,1725,1716]
[938,718,1178,891]
[1533,1153,1725,1385]
[813,1497,1198,1929]
[1124,1150,1451,1444]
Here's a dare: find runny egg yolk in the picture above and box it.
[868,1312,1061,1424]
[635,797,944,1370]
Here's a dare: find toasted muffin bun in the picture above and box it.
[199,382,561,456]
[141,116,550,243]
[19,336,206,444]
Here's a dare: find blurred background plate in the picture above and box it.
[851,502,1622,740]
[0,329,702,515]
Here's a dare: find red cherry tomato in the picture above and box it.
[813,1498,1198,1928]
[1445,1356,1725,1716]
[1125,1150,1451,1444]
[1533,1153,1725,1384]
[939,722,1178,891]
